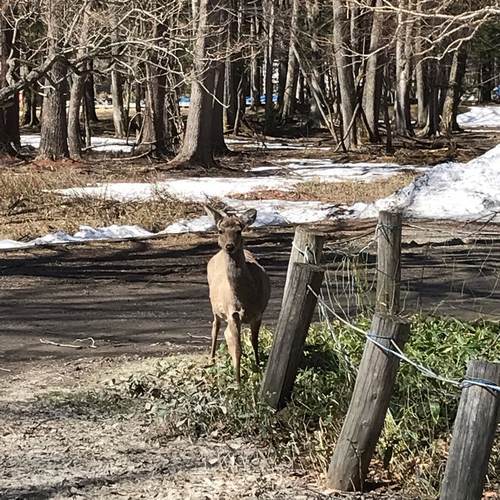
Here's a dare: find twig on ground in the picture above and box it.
[39,337,97,349]
[74,337,97,348]
[0,367,12,372]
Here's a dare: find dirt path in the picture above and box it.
[1,221,499,372]
[0,355,407,500]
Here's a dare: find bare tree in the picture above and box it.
[38,0,69,160]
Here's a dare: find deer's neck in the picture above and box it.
[224,248,248,286]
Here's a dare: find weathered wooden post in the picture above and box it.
[261,262,324,410]
[375,210,402,315]
[440,360,500,500]
[326,314,410,490]
[282,228,325,307]
[327,210,406,490]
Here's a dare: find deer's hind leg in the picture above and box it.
[210,314,222,362]
[250,318,261,367]
[225,313,242,384]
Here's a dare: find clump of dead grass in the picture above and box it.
[236,171,417,205]
[0,168,199,241]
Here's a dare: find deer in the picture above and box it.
[205,205,271,384]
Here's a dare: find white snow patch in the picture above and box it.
[457,106,500,128]
[21,134,135,153]
[252,159,423,181]
[353,144,500,221]
[164,198,336,233]
[58,177,300,203]
[0,225,156,250]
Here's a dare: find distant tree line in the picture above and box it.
[0,0,499,165]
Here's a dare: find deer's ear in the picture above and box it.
[239,209,257,229]
[204,205,226,227]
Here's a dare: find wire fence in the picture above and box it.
[318,218,500,321]
[295,217,500,395]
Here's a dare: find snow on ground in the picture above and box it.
[3,135,498,250]
[352,144,500,221]
[457,105,500,128]
[164,198,335,234]
[253,159,422,180]
[58,177,299,203]
[0,225,155,250]
[21,134,134,153]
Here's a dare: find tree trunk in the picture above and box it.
[68,6,91,160]
[22,87,39,127]
[394,0,414,136]
[38,0,69,160]
[136,17,169,157]
[110,8,127,138]
[479,60,493,103]
[250,11,261,110]
[172,0,220,167]
[223,0,241,132]
[414,6,427,129]
[362,0,384,142]
[333,0,358,150]
[0,5,19,155]
[421,58,439,137]
[84,63,98,122]
[440,46,467,135]
[212,61,229,154]
[264,0,275,132]
[281,0,300,121]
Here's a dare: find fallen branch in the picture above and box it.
[39,337,97,349]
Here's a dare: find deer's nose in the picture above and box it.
[225,243,235,252]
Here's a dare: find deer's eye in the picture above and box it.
[218,230,223,235]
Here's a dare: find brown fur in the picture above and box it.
[205,206,271,383]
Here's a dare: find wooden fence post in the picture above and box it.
[261,262,324,410]
[326,313,410,491]
[327,209,406,491]
[282,228,325,307]
[440,360,500,500]
[375,211,402,315]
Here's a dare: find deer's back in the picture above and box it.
[207,249,270,323]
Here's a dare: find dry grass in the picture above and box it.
[295,171,417,204]
[0,167,199,241]
[236,171,418,205]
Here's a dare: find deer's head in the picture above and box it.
[205,205,257,255]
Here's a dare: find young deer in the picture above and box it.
[205,205,271,384]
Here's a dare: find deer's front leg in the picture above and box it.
[225,313,242,384]
[250,318,261,368]
[210,315,221,362]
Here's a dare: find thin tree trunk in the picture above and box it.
[421,58,439,137]
[38,0,69,160]
[362,0,384,142]
[110,8,127,138]
[394,0,414,136]
[250,11,261,110]
[281,0,300,121]
[0,4,19,155]
[333,0,358,150]
[440,46,467,135]
[84,63,98,122]
[212,61,229,154]
[136,16,169,157]
[264,0,275,132]
[224,0,239,132]
[414,5,427,129]
[68,5,91,160]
